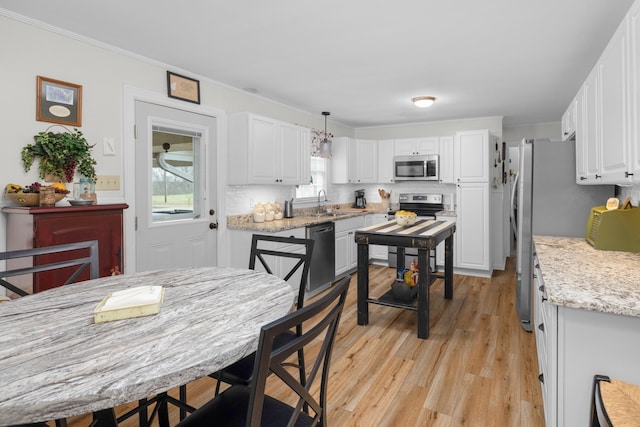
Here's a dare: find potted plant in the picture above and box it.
[21,127,97,183]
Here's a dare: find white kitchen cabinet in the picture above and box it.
[561,99,577,141]
[438,136,455,184]
[228,112,311,185]
[454,130,490,183]
[598,19,632,184]
[582,66,601,183]
[394,137,439,155]
[334,216,366,276]
[533,253,557,427]
[331,137,378,184]
[456,183,490,272]
[574,84,588,182]
[572,5,637,185]
[628,0,640,183]
[435,213,457,268]
[533,247,640,427]
[365,213,389,262]
[377,139,395,183]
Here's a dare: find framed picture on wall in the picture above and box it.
[167,71,200,104]
[36,76,82,127]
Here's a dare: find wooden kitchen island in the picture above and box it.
[355,219,455,339]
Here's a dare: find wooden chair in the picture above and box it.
[176,274,351,427]
[0,240,99,427]
[211,234,315,395]
[591,374,640,427]
[0,240,99,297]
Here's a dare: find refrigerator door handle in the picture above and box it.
[510,172,519,238]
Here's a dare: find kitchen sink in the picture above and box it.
[315,212,352,218]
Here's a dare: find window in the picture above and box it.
[295,156,328,199]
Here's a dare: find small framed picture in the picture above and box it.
[167,71,200,104]
[36,76,82,126]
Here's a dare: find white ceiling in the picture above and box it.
[0,0,634,128]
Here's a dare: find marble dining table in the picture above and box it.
[0,266,294,426]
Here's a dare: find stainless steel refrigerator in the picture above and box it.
[512,138,613,331]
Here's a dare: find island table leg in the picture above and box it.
[417,248,430,339]
[357,243,369,326]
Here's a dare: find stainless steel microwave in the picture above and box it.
[393,155,439,181]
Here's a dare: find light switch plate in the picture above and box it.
[95,175,120,191]
[103,137,116,156]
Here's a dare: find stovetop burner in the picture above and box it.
[393,193,444,218]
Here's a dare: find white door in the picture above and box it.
[135,101,218,271]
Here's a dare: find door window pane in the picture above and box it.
[151,129,200,222]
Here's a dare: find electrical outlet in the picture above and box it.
[95,175,120,191]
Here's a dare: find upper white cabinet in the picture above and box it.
[572,4,638,185]
[394,137,439,155]
[629,0,640,183]
[454,130,490,183]
[598,19,631,184]
[438,136,455,184]
[377,139,395,183]
[561,99,577,141]
[331,137,378,184]
[228,112,311,185]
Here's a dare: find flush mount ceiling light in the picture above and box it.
[318,111,332,158]
[412,96,436,108]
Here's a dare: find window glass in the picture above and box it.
[295,156,328,199]
[151,130,199,222]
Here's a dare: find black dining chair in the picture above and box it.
[176,274,351,427]
[0,240,99,297]
[0,240,99,427]
[210,233,315,395]
[590,374,640,426]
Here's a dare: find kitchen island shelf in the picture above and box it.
[371,275,442,310]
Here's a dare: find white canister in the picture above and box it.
[253,212,265,223]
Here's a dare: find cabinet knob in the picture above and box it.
[538,373,544,383]
[539,285,545,293]
[538,323,544,332]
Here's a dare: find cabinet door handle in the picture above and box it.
[595,174,601,179]
[625,172,634,178]
[541,296,547,303]
[580,176,587,181]
[538,323,544,332]
[538,373,544,383]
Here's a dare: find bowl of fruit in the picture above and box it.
[395,210,417,226]
[4,182,69,207]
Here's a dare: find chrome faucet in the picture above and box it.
[317,189,327,214]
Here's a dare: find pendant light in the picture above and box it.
[318,111,332,158]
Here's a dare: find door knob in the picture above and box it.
[209,222,218,229]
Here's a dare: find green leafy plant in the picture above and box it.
[21,128,97,182]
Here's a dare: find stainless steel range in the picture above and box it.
[388,193,443,270]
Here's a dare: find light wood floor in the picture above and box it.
[66,258,544,426]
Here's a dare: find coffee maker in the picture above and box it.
[353,189,366,209]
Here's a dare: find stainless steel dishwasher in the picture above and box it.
[306,222,335,295]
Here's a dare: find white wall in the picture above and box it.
[0,13,352,253]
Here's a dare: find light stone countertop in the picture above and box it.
[228,204,456,233]
[533,236,640,317]
[227,205,387,232]
[0,267,294,425]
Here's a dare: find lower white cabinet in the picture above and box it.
[533,253,556,427]
[455,182,491,273]
[534,249,640,427]
[365,213,389,261]
[334,216,366,276]
[435,213,457,268]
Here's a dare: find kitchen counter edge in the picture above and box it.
[533,235,640,318]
